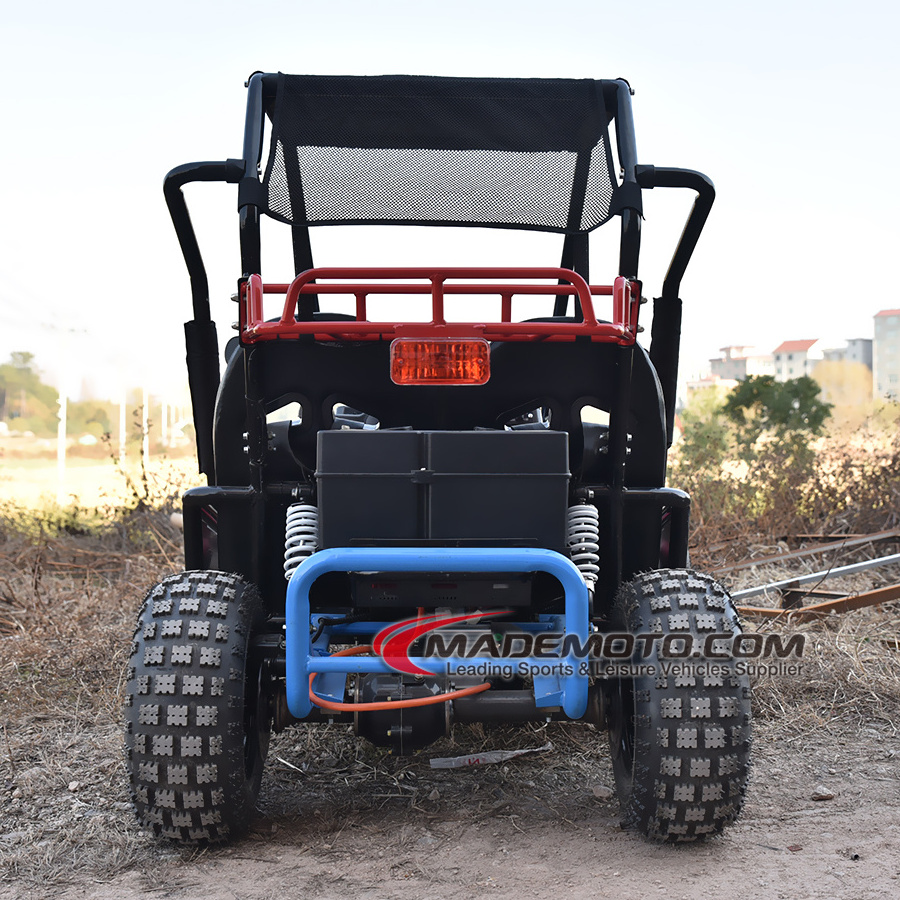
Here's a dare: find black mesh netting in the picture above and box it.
[261,74,619,234]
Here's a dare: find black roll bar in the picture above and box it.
[164,161,244,321]
[164,160,243,477]
[636,165,716,447]
[608,80,642,280]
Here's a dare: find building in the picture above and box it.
[772,339,823,381]
[684,374,738,400]
[873,310,900,400]
[822,338,873,370]
[709,346,775,381]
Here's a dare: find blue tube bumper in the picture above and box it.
[285,547,590,720]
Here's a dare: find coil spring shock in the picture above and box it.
[284,503,318,580]
[567,503,599,590]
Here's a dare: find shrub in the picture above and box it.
[672,381,899,561]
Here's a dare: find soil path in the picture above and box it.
[4,723,898,900]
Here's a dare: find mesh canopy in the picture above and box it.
[261,74,620,234]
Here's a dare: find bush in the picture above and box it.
[672,381,900,561]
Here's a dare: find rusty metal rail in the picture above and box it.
[737,582,900,621]
[731,553,900,601]
[712,528,900,575]
[715,529,900,620]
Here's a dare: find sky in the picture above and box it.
[1,0,898,402]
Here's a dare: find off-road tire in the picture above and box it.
[124,571,270,842]
[605,568,751,841]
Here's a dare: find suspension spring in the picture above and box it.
[284,503,318,580]
[567,503,599,590]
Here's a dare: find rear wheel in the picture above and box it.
[124,571,271,842]
[605,568,751,841]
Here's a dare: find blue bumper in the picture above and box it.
[285,547,590,720]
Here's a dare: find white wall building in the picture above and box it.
[873,310,900,400]
[822,338,873,370]
[772,339,823,381]
[709,346,775,381]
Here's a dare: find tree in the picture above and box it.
[10,351,36,370]
[0,351,59,434]
[674,376,842,541]
[723,375,832,466]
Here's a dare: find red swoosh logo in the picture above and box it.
[374,610,510,676]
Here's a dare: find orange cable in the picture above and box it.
[308,644,491,711]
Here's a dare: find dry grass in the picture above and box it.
[742,604,900,731]
[678,428,900,571]
[0,516,185,884]
[2,476,900,888]
[722,552,900,735]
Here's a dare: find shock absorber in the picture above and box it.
[567,503,599,590]
[283,503,318,580]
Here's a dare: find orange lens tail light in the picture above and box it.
[390,338,490,385]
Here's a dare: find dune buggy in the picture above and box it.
[125,73,751,843]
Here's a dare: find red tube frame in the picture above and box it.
[240,267,640,344]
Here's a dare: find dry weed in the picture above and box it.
[680,428,900,570]
[0,515,185,885]
[1,458,899,888]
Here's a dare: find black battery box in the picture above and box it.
[316,430,569,553]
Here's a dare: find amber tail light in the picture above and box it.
[390,338,490,385]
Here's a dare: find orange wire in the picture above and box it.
[308,644,491,711]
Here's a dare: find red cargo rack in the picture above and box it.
[239,267,640,344]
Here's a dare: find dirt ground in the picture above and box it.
[2,529,899,900]
[4,723,900,900]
